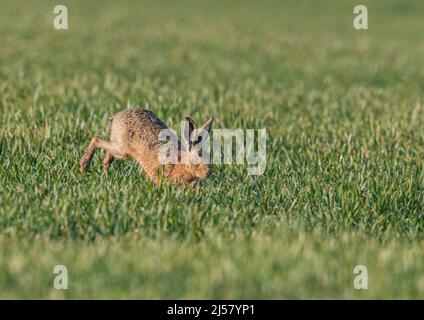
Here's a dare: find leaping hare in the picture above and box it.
[79,108,213,184]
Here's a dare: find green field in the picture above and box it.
[1,0,424,299]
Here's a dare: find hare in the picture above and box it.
[79,108,213,185]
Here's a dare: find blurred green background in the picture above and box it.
[0,0,423,298]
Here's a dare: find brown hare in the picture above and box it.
[80,108,213,185]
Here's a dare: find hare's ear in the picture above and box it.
[191,118,213,147]
[199,118,213,135]
[184,116,197,145]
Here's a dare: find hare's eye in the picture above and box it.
[196,136,202,144]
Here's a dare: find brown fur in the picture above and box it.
[80,108,213,185]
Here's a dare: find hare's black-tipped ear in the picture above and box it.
[184,116,197,144]
[199,117,213,134]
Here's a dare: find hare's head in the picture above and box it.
[183,116,213,179]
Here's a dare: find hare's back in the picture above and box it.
[110,109,168,147]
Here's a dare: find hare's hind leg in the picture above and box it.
[80,136,124,173]
[102,152,114,171]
